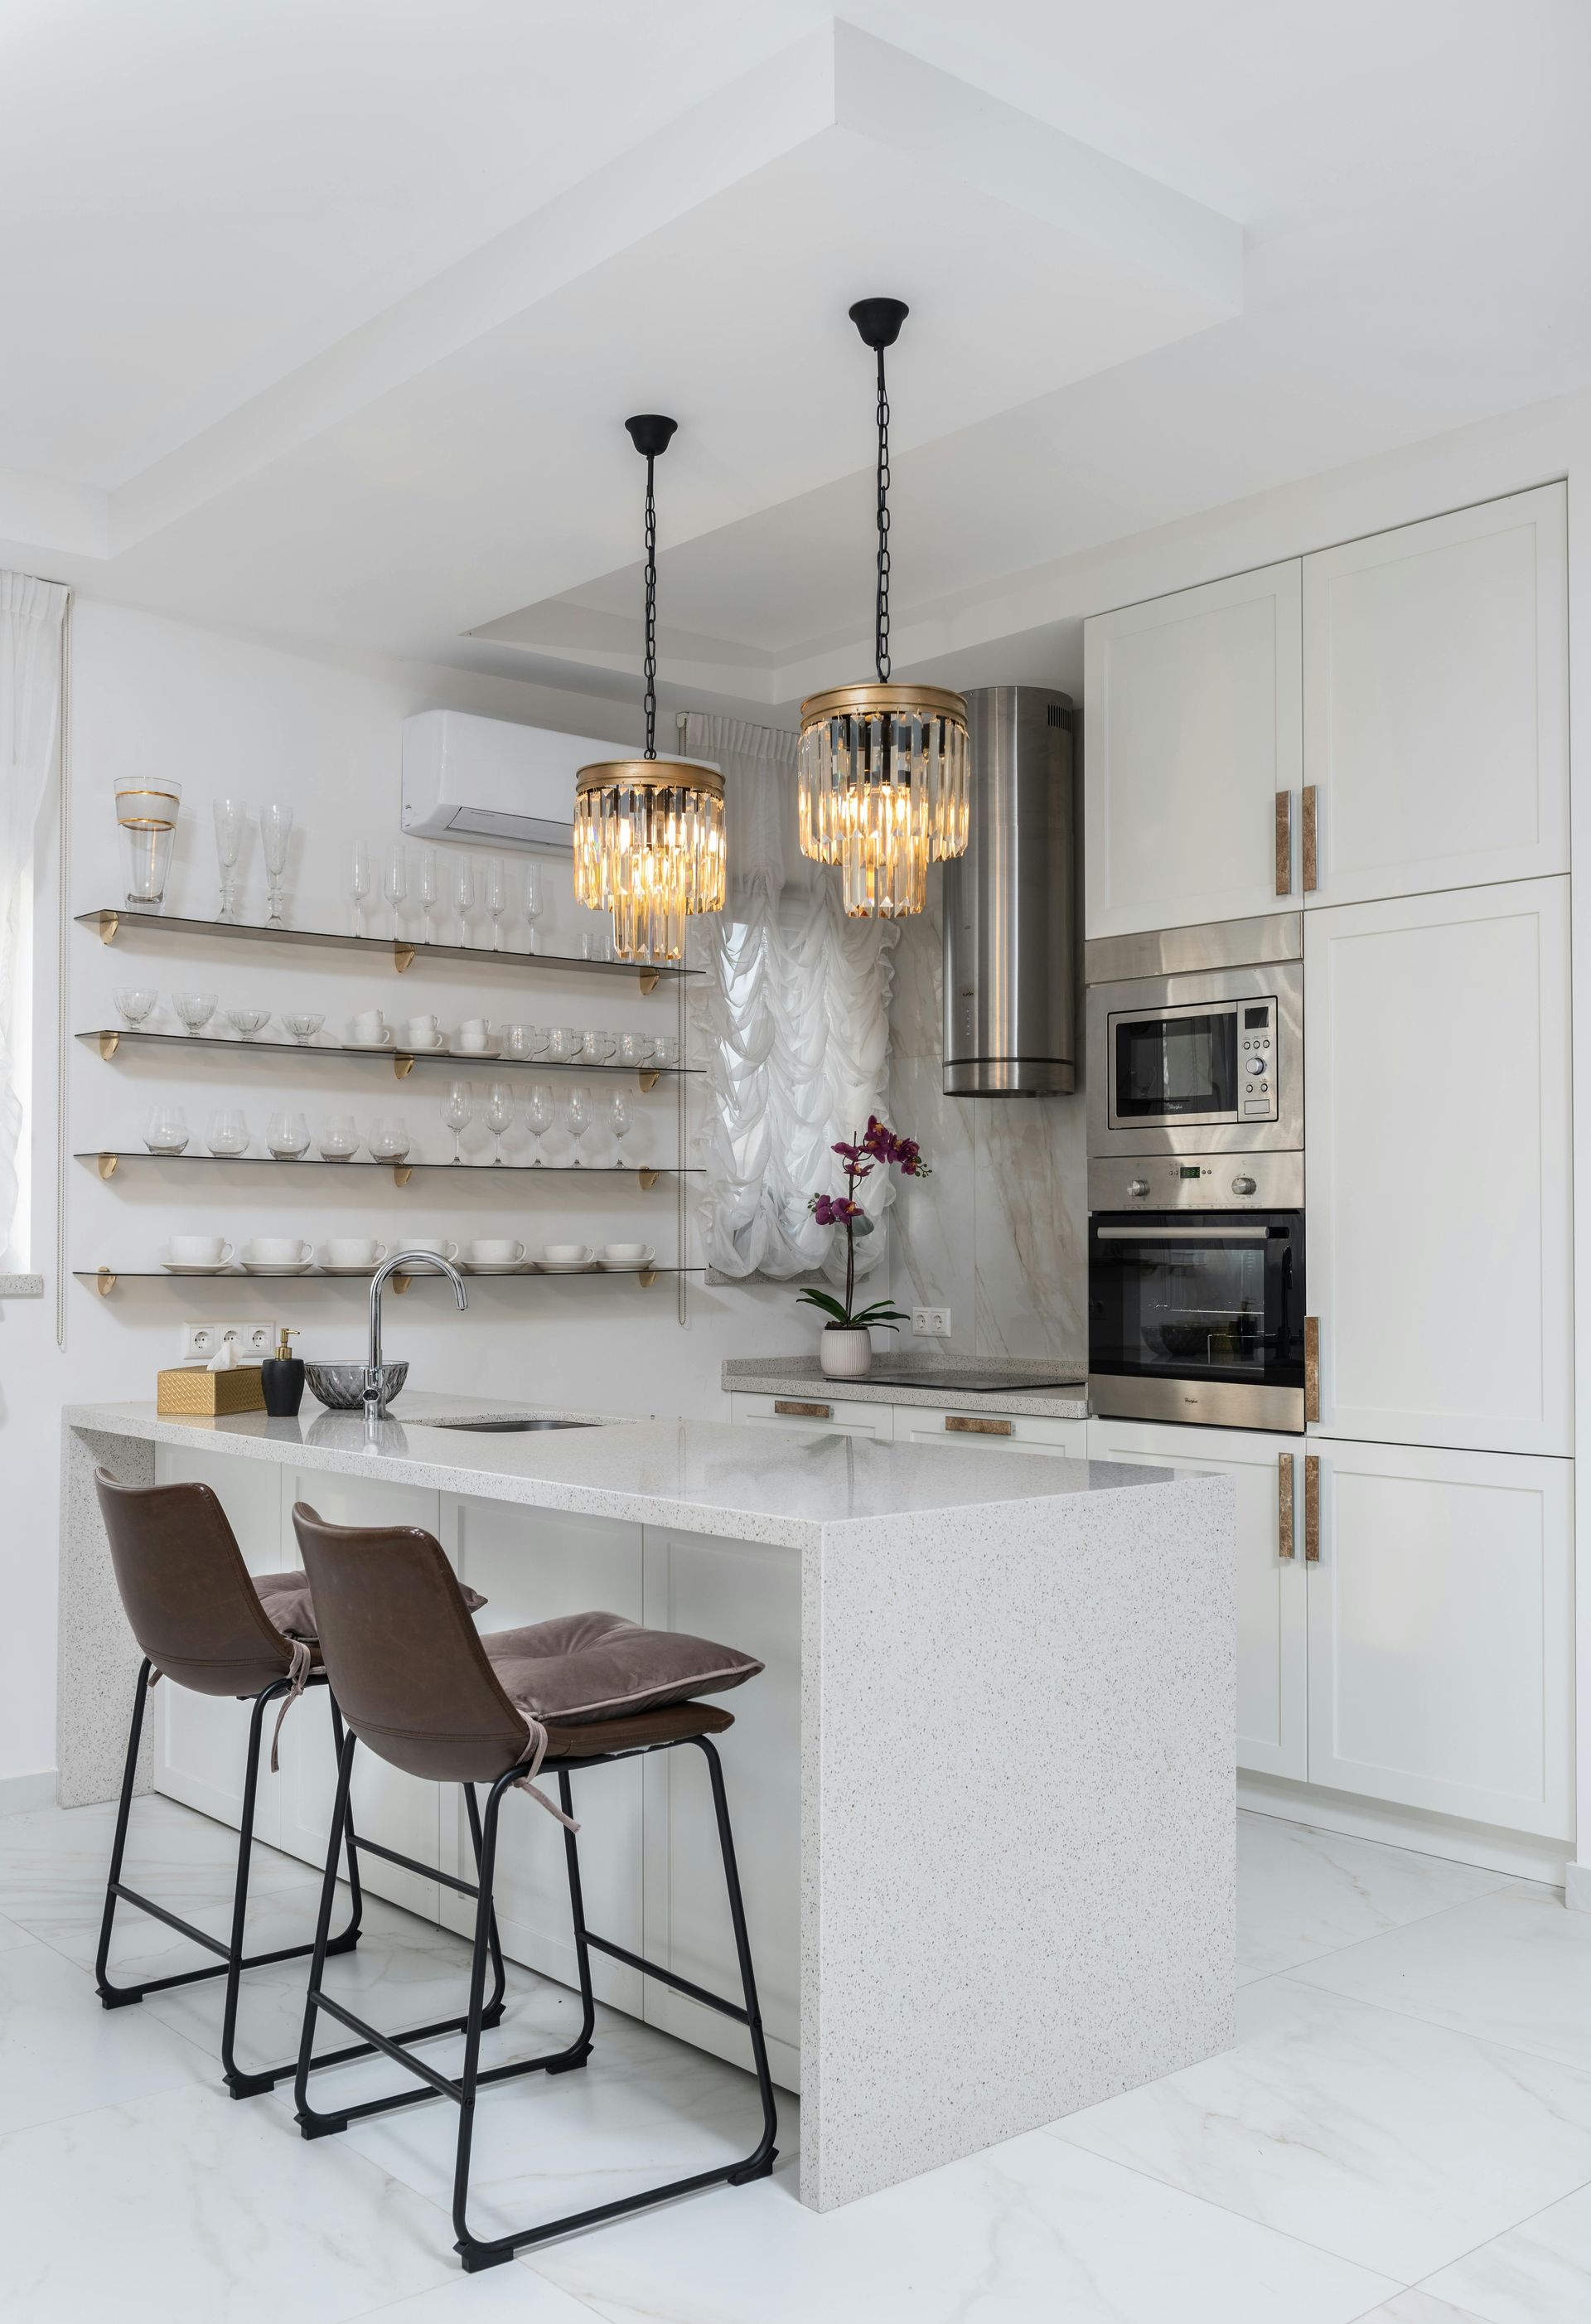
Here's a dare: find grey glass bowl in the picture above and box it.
[303,1360,409,1411]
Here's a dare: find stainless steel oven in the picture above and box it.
[1085,913,1302,1157]
[1087,1153,1306,1431]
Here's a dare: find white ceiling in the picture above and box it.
[4,0,1590,719]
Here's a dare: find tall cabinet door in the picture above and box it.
[1305,878,1571,1455]
[1305,1437,1573,1838]
[1083,560,1303,939]
[1301,485,1568,907]
[1086,1417,1308,1779]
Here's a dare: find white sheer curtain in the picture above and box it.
[683,713,897,1282]
[0,573,69,1265]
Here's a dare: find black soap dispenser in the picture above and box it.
[261,1326,304,1418]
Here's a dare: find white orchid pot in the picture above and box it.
[819,1325,873,1381]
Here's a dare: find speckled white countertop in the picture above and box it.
[65,1388,1163,1552]
[723,1353,1090,1419]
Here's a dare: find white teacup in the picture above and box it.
[350,1009,388,1043]
[466,1238,524,1264]
[168,1235,231,1266]
[543,1242,592,1266]
[600,1242,650,1264]
[457,1017,493,1051]
[242,1237,311,1266]
[324,1237,386,1268]
[401,1237,458,1261]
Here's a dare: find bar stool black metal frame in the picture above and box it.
[293,1721,779,2273]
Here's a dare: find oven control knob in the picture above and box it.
[1249,1053,1267,1074]
[1231,1174,1257,1197]
[1129,1178,1150,1198]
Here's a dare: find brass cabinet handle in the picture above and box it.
[1278,1451,1296,1559]
[1304,1316,1320,1424]
[774,1399,833,1420]
[945,1415,1015,1437]
[1301,784,1318,893]
[1304,1453,1321,1562]
[1274,790,1293,895]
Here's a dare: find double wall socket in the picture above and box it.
[912,1306,951,1339]
[181,1320,277,1363]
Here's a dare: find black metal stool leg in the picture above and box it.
[698,1736,778,2184]
[294,1725,359,2133]
[544,1766,595,2075]
[452,1770,514,2269]
[218,1683,277,2094]
[462,1783,507,2031]
[94,1659,152,2007]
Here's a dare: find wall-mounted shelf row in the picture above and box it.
[77,1266,701,1295]
[76,1151,694,1187]
[79,1028,697,1087]
[78,907,699,994]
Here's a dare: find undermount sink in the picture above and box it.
[425,1415,597,1432]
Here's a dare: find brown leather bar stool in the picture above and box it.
[289,1500,779,2273]
[90,1469,376,2098]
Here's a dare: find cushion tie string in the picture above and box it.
[269,1640,314,1774]
[146,1667,162,1688]
[511,1719,579,1833]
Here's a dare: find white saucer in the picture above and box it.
[343,1031,394,1050]
[160,1259,234,1276]
[317,1261,382,1276]
[240,1258,313,1276]
[460,1258,529,1275]
[539,1258,597,1273]
[453,1045,501,1063]
[399,1036,449,1053]
[597,1255,656,1271]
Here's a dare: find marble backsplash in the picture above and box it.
[887,882,1088,1363]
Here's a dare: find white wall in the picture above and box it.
[0,599,805,1796]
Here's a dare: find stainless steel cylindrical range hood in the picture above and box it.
[942,685,1076,1097]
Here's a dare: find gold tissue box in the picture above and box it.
[157,1365,265,1416]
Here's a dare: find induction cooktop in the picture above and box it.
[866,1369,1086,1392]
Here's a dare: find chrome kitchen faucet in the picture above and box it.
[365,1249,468,1425]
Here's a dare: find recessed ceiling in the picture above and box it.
[4,0,1590,722]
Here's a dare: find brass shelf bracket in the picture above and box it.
[95,910,120,946]
[393,942,415,974]
[97,1152,118,1181]
[638,968,659,995]
[98,1030,120,1060]
[394,1053,414,1079]
[639,1069,659,1092]
[638,1169,659,1191]
[392,1272,412,1295]
[393,1164,413,1189]
[638,1269,659,1290]
[95,1266,117,1296]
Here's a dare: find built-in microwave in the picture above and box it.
[1085,921,1302,1158]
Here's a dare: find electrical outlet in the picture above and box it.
[180,1320,229,1362]
[237,1320,278,1359]
[912,1305,951,1339]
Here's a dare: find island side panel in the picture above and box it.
[59,1426,154,1807]
[800,1471,1236,2211]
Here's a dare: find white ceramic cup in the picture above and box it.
[324,1237,386,1267]
[351,1009,388,1041]
[402,1237,458,1261]
[601,1242,650,1264]
[457,1017,491,1050]
[242,1237,311,1265]
[466,1238,524,1263]
[543,1242,592,1266]
[168,1235,231,1265]
[403,1014,440,1045]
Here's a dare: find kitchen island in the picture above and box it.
[60,1394,1234,2211]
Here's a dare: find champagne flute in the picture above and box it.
[383,843,409,940]
[259,803,293,928]
[419,849,443,946]
[213,798,246,922]
[349,839,370,938]
[522,858,543,954]
[485,1080,513,1165]
[525,1082,554,1167]
[564,1084,591,1167]
[442,1079,474,1164]
[485,856,511,951]
[452,856,476,947]
[607,1090,632,1169]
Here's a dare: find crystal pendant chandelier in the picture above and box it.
[573,416,725,961]
[799,300,969,918]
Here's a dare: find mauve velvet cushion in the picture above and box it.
[482,1610,762,1724]
[254,1569,486,1642]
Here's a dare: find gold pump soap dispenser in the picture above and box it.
[261,1326,304,1418]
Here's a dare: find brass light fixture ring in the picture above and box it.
[799,681,968,732]
[575,758,724,800]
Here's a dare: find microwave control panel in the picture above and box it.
[1239,1000,1278,1117]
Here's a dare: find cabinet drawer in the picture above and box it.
[896,1407,1087,1458]
[729,1392,893,1441]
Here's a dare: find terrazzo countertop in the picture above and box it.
[723,1353,1091,1419]
[65,1388,1158,1553]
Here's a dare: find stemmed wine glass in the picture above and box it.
[419,850,443,946]
[564,1085,591,1167]
[259,804,293,929]
[384,844,409,941]
[525,1083,554,1166]
[485,857,511,951]
[452,856,476,947]
[349,839,371,938]
[485,1081,514,1166]
[442,1080,474,1164]
[607,1091,633,1169]
[213,799,246,922]
[522,859,543,954]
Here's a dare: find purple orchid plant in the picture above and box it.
[799,1115,931,1334]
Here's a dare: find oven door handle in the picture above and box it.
[1094,1226,1272,1242]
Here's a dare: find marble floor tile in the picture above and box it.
[1422,2178,1591,2323]
[0,1940,207,2134]
[1236,1813,1513,1983]
[529,2134,1395,2324]
[1054,1974,1591,2283]
[0,1906,37,1953]
[1293,1883,1591,2073]
[1356,2297,1492,2324]
[0,2080,457,2323]
[349,2268,606,2322]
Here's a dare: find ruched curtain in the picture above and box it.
[683,713,897,1283]
[0,572,69,1266]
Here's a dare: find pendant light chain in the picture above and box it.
[642,451,659,758]
[873,346,892,684]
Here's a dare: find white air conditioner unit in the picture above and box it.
[400,709,629,850]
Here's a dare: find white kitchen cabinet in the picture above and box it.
[1301,486,1568,908]
[1304,1436,1574,1839]
[1086,1416,1308,1780]
[1083,559,1302,939]
[1304,878,1571,1455]
[641,1528,801,2094]
[895,1406,1087,1460]
[729,1390,893,1441]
